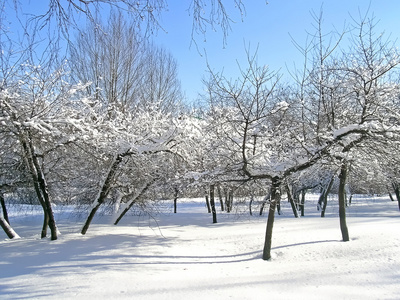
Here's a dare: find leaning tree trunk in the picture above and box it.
[81,153,124,235]
[205,189,211,213]
[388,192,394,202]
[286,184,299,218]
[209,184,217,224]
[338,163,350,242]
[0,192,10,224]
[114,180,155,225]
[0,216,20,239]
[262,177,281,260]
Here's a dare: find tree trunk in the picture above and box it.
[259,192,270,216]
[389,192,394,202]
[229,192,233,212]
[319,176,334,218]
[82,154,123,235]
[0,192,10,224]
[249,195,253,216]
[262,177,281,260]
[41,212,49,239]
[286,184,299,218]
[173,187,178,214]
[392,183,400,211]
[209,184,217,223]
[300,189,306,217]
[0,216,20,239]
[338,163,350,242]
[20,135,58,239]
[205,189,211,213]
[217,184,224,211]
[225,189,233,213]
[224,188,229,213]
[32,154,58,240]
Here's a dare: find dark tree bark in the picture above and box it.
[205,189,211,213]
[173,187,178,213]
[286,184,299,218]
[389,192,394,202]
[41,212,49,239]
[318,176,335,217]
[0,192,9,224]
[262,177,281,260]
[338,163,350,242]
[259,200,266,216]
[249,195,253,216]
[217,184,224,211]
[0,216,19,239]
[300,189,306,217]
[209,184,217,223]
[228,192,233,212]
[276,199,281,215]
[259,192,270,216]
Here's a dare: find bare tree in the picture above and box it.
[69,12,182,114]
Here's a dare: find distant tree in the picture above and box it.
[69,12,183,114]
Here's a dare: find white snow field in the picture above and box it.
[1,195,400,299]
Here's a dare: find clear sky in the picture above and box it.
[151,0,400,103]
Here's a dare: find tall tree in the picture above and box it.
[69,12,182,114]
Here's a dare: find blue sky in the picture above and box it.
[4,1,400,103]
[152,0,400,102]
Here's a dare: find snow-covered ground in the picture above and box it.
[1,195,400,299]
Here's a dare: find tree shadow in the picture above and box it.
[273,239,340,250]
